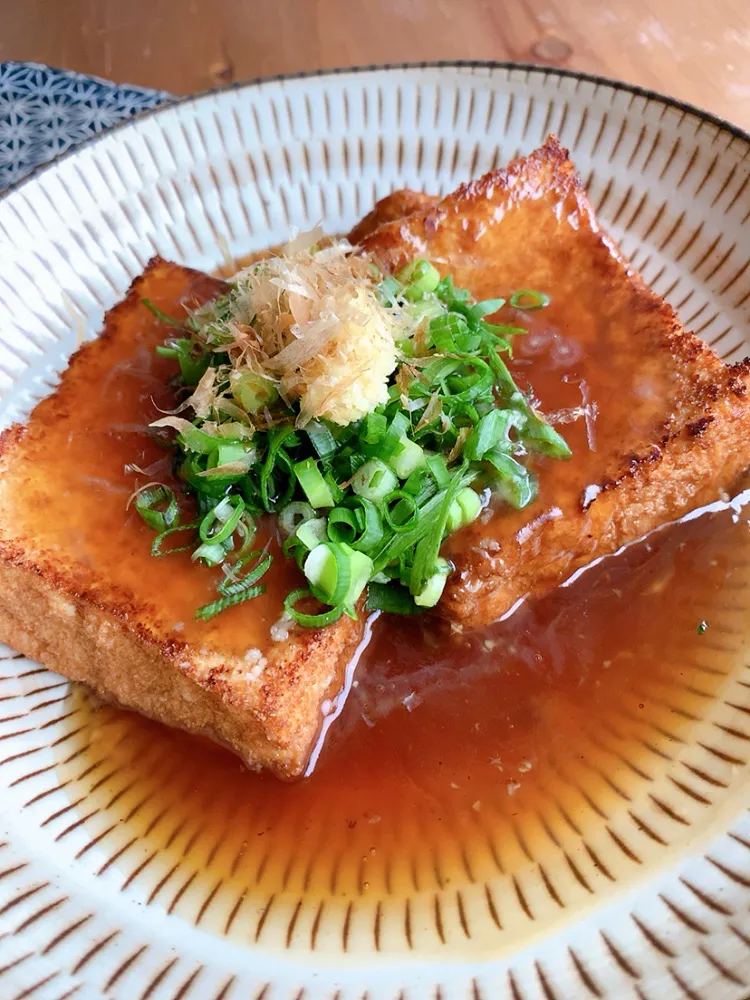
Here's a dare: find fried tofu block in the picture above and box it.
[363,136,750,628]
[348,189,438,245]
[0,258,364,778]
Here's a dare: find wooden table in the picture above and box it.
[1,0,749,131]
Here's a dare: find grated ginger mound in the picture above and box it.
[279,287,397,425]
[221,239,404,426]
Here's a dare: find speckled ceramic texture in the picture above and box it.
[1,63,750,1000]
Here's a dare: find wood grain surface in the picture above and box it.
[0,0,749,130]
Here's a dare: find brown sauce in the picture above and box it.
[447,297,682,563]
[12,259,748,948]
[2,264,300,657]
[57,495,750,949]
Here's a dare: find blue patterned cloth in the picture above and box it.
[0,62,171,190]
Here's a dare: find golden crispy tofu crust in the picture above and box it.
[4,140,750,767]
[348,189,438,245]
[0,258,365,778]
[363,136,750,627]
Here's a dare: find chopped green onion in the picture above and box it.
[332,452,362,481]
[408,463,470,596]
[155,337,194,360]
[192,540,230,566]
[145,253,570,626]
[323,469,345,505]
[413,557,451,608]
[278,501,315,536]
[435,274,470,308]
[231,371,279,412]
[174,345,211,386]
[344,549,374,607]
[403,467,434,501]
[407,297,446,328]
[457,486,482,524]
[425,453,451,487]
[218,550,273,596]
[327,507,359,545]
[467,297,506,321]
[196,585,266,621]
[351,459,398,501]
[134,485,179,533]
[485,451,536,509]
[447,357,493,402]
[306,421,338,460]
[365,582,421,615]
[372,469,476,576]
[483,321,527,339]
[284,589,345,628]
[429,312,468,353]
[151,521,199,557]
[234,511,258,558]
[346,496,384,553]
[142,298,184,328]
[521,412,572,460]
[295,516,329,552]
[199,495,245,544]
[446,486,483,533]
[294,457,336,508]
[180,454,228,497]
[376,275,402,306]
[363,411,387,444]
[261,426,297,511]
[177,424,222,455]
[397,259,441,300]
[383,490,419,533]
[381,412,410,459]
[464,408,524,462]
[510,289,550,310]
[304,542,352,605]
[485,353,571,459]
[389,437,426,479]
[211,442,249,468]
[239,478,265,516]
[484,347,527,407]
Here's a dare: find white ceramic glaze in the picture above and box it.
[1,63,750,1000]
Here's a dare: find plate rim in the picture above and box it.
[3,58,750,204]
[3,56,750,999]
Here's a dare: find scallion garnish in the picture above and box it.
[133,250,570,625]
[365,581,420,615]
[217,550,273,597]
[196,585,266,622]
[278,502,315,537]
[326,507,359,545]
[294,457,336,509]
[133,485,179,533]
[151,521,200,557]
[199,495,245,545]
[284,588,346,628]
[510,289,551,310]
[143,298,184,328]
[383,490,419,533]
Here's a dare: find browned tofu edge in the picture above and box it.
[362,136,750,627]
[443,361,750,627]
[0,259,366,779]
[348,189,438,245]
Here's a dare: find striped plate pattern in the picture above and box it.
[0,63,750,999]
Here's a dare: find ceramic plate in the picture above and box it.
[1,62,750,1000]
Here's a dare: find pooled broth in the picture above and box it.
[17,262,748,953]
[55,494,750,952]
